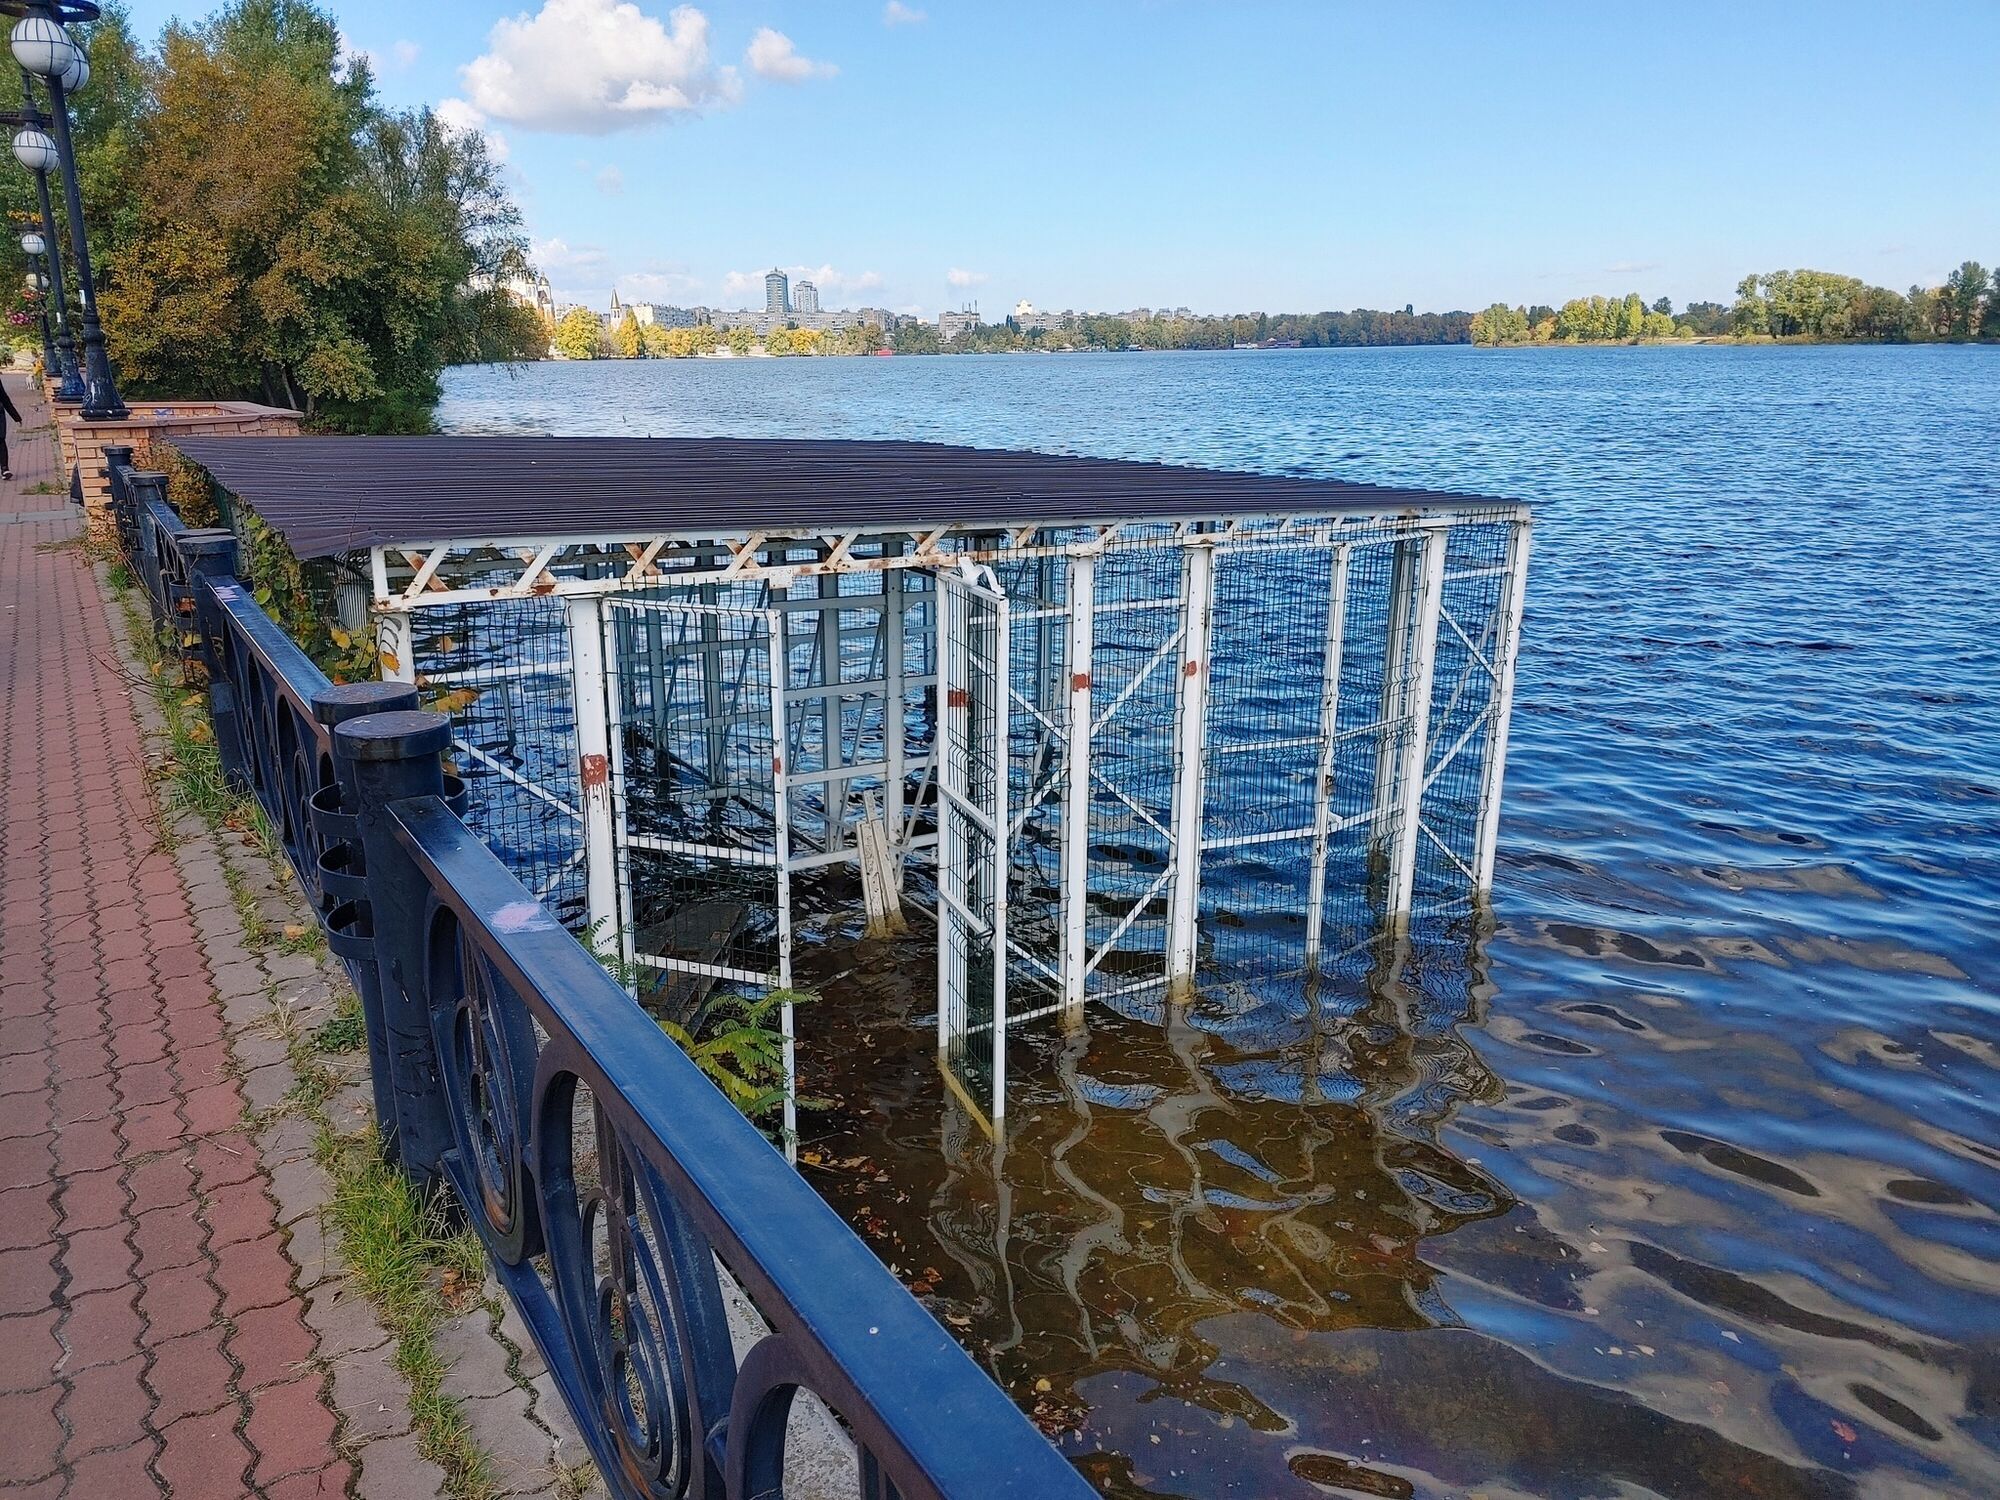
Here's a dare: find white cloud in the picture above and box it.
[620,269,702,301]
[533,237,612,274]
[337,32,421,74]
[436,97,511,164]
[1603,260,1660,275]
[721,264,881,304]
[882,2,926,24]
[946,267,986,288]
[745,27,836,82]
[463,0,740,135]
[595,164,625,195]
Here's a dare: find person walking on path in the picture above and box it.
[0,377,21,480]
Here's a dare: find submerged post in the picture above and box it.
[1473,516,1532,891]
[763,595,798,1157]
[1385,528,1446,923]
[1059,552,1095,1020]
[1304,543,1352,965]
[1165,541,1215,995]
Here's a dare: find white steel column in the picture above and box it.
[1386,529,1447,925]
[1165,542,1215,996]
[1059,553,1095,1022]
[1304,543,1352,965]
[1369,537,1415,856]
[936,579,969,1068]
[988,587,1011,1120]
[764,597,798,1159]
[882,540,907,868]
[1473,516,1532,892]
[565,595,621,954]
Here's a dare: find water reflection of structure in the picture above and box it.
[821,912,1514,1441]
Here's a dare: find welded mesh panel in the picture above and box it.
[1199,543,1341,979]
[1314,535,1420,970]
[1412,522,1513,911]
[1079,542,1184,1001]
[992,547,1071,1002]
[608,596,782,1007]
[777,566,899,863]
[412,598,586,926]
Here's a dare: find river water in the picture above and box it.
[440,347,2000,1499]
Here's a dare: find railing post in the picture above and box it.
[126,471,171,626]
[178,530,242,764]
[333,708,455,1184]
[315,684,421,1151]
[101,443,134,559]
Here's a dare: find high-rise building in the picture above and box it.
[794,280,820,315]
[766,269,791,315]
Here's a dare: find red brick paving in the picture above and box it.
[0,375,347,1494]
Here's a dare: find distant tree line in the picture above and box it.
[1470,262,1997,346]
[551,307,890,360]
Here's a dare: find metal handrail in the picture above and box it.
[106,456,1091,1500]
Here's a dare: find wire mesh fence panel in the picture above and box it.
[1412,520,1515,914]
[992,546,1072,1008]
[774,565,901,893]
[936,565,1009,1122]
[412,597,587,926]
[1199,542,1344,986]
[1310,534,1420,984]
[1079,541,1186,1007]
[605,594,785,1022]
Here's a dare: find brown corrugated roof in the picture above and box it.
[173,435,1514,560]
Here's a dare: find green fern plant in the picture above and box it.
[581,918,811,1123]
[658,989,812,1120]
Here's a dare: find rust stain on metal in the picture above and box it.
[1183,659,1201,677]
[1070,671,1091,691]
[947,688,969,708]
[580,752,609,789]
[773,755,784,775]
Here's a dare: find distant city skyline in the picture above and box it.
[122,0,1997,319]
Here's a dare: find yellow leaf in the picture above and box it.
[328,625,351,649]
[379,650,400,674]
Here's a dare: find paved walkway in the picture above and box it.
[0,376,354,1496]
[0,373,597,1499]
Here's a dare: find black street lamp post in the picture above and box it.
[6,2,121,419]
[10,78,81,399]
[20,235,57,376]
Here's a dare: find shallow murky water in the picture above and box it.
[442,347,2000,1498]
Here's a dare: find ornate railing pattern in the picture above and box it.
[107,455,1091,1500]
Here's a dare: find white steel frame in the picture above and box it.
[369,503,1530,1128]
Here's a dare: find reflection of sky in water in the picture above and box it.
[442,346,2000,1498]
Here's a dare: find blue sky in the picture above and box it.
[120,1,1999,317]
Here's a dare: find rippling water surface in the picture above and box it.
[442,347,2000,1498]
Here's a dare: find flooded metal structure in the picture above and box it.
[177,436,1530,1137]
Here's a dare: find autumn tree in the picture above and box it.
[93,0,537,431]
[553,307,600,360]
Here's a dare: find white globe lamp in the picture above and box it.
[8,14,73,79]
[11,127,57,173]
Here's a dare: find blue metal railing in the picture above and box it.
[107,455,1091,1500]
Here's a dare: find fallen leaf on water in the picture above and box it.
[1832,1420,1857,1443]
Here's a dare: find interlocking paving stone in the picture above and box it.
[0,384,595,1498]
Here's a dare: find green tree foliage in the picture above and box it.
[78,0,537,431]
[613,308,643,358]
[893,321,942,354]
[1470,303,1530,345]
[552,306,600,360]
[1943,261,1989,338]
